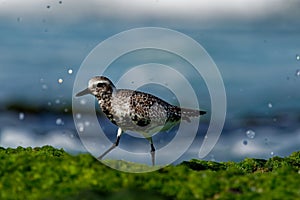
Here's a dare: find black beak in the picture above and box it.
[75,88,91,97]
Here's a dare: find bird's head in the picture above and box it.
[75,76,116,97]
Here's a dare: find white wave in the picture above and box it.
[0,127,86,153]
[0,0,296,22]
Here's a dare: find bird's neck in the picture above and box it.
[96,90,111,101]
[95,86,116,106]
[96,89,116,122]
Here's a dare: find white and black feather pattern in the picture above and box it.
[82,76,206,137]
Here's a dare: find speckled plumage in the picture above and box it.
[76,76,206,165]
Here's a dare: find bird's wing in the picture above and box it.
[129,91,170,127]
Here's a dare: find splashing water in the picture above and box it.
[19,113,25,120]
[56,118,64,125]
[246,130,256,139]
[84,121,90,126]
[295,69,300,77]
[80,99,86,105]
[77,123,84,132]
[268,103,273,108]
[76,113,82,119]
[42,84,48,90]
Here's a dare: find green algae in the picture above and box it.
[0,146,299,199]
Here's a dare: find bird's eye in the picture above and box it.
[97,82,105,88]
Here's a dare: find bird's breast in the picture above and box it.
[110,94,132,119]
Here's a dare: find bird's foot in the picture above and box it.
[151,150,155,166]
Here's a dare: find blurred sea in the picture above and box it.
[1,1,300,164]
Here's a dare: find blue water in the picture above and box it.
[1,1,300,163]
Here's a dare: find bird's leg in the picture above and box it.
[97,127,123,160]
[148,137,156,166]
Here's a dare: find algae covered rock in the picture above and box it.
[0,146,299,199]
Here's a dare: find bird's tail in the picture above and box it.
[181,108,206,122]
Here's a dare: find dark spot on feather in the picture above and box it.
[132,115,151,127]
[136,118,151,127]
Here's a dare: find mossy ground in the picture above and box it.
[0,146,299,199]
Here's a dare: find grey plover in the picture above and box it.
[76,76,206,165]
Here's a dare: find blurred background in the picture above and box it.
[0,0,300,163]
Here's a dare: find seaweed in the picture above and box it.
[0,146,299,199]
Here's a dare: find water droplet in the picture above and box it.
[64,108,68,113]
[296,54,300,61]
[80,99,86,105]
[84,121,90,126]
[77,123,84,132]
[19,113,25,120]
[40,78,45,83]
[70,134,74,138]
[295,69,300,77]
[243,140,248,145]
[17,17,22,22]
[246,130,255,139]
[67,69,73,74]
[56,118,63,125]
[270,151,274,156]
[42,84,48,90]
[268,103,273,108]
[55,99,60,104]
[46,5,51,9]
[59,1,62,4]
[58,78,63,84]
[48,102,52,106]
[76,113,82,119]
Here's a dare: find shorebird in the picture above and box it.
[76,76,206,165]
